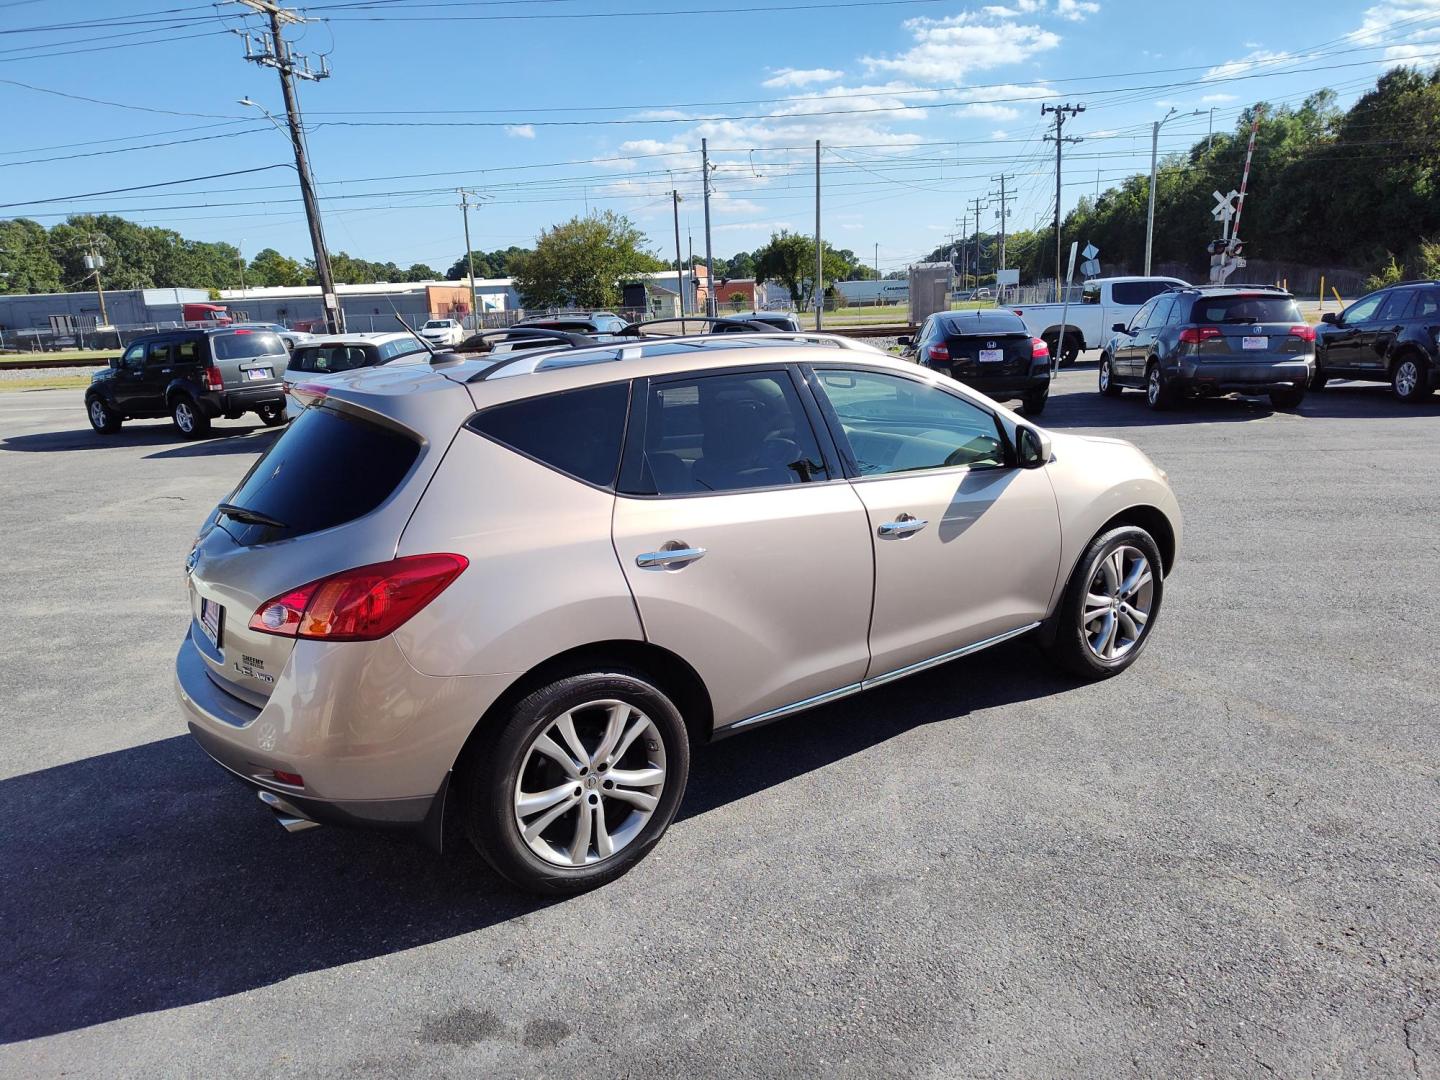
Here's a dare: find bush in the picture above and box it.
[1365,238,1440,292]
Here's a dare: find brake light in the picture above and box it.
[233,329,252,335]
[927,343,950,361]
[204,366,224,390]
[296,382,330,399]
[1179,327,1222,344]
[1031,337,1050,359]
[249,554,469,642]
[1289,324,1316,342]
[1013,309,1024,316]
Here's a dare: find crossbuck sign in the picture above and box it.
[1211,189,1239,222]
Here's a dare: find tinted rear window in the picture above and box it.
[1187,295,1302,324]
[220,408,419,544]
[940,312,1027,335]
[1111,281,1174,305]
[211,331,287,360]
[290,344,376,373]
[467,382,629,488]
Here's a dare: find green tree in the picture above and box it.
[403,262,439,282]
[247,248,306,287]
[446,246,530,279]
[753,231,849,308]
[510,212,664,309]
[0,218,63,294]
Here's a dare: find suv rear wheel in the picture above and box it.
[86,396,121,434]
[257,403,287,427]
[171,397,211,439]
[1145,363,1174,410]
[464,669,690,894]
[1392,354,1433,403]
[1269,386,1305,410]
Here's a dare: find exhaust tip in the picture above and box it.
[257,789,321,833]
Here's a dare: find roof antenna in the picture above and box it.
[384,293,460,366]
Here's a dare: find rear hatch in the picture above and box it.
[186,366,471,703]
[208,329,290,389]
[1182,294,1313,359]
[940,314,1035,378]
[283,342,380,387]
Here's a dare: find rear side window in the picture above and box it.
[212,331,287,360]
[940,312,1027,334]
[1187,295,1302,324]
[1378,290,1416,322]
[221,408,419,545]
[174,339,201,363]
[1416,289,1440,319]
[1111,281,1173,305]
[468,382,630,488]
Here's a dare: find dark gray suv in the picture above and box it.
[1098,286,1315,411]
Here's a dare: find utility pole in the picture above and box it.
[237,241,246,296]
[1042,102,1084,301]
[236,0,343,333]
[701,138,716,317]
[459,189,481,330]
[956,212,967,289]
[969,195,989,287]
[874,241,879,281]
[83,240,109,328]
[814,139,823,331]
[991,174,1014,275]
[672,189,685,317]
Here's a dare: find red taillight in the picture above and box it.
[1289,324,1316,342]
[1179,327,1222,345]
[927,343,950,361]
[1031,337,1049,359]
[1013,309,1024,316]
[296,382,329,399]
[204,366,224,390]
[272,770,303,786]
[249,554,469,642]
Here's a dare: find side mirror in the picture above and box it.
[1111,322,1129,334]
[1321,312,1339,325]
[896,335,912,347]
[1016,425,1051,469]
[108,357,121,369]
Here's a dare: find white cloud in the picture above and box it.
[863,13,1062,83]
[957,102,1020,120]
[504,124,535,139]
[1349,0,1440,59]
[981,0,1043,15]
[713,220,794,233]
[762,67,845,88]
[1055,0,1100,20]
[1200,92,1238,103]
[1202,49,1298,81]
[991,129,1010,140]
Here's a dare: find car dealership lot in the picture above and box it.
[2,367,1436,1077]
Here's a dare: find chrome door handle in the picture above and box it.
[878,515,928,538]
[635,545,707,570]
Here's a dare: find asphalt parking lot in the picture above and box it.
[2,361,1436,1078]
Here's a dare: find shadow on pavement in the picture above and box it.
[1,640,1071,1044]
[1,425,277,456]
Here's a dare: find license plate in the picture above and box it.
[200,597,224,650]
[978,348,1005,363]
[1242,336,1268,350]
[246,367,273,381]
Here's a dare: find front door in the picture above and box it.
[611,367,875,730]
[110,341,153,413]
[1114,297,1159,382]
[1323,291,1384,374]
[808,366,1061,678]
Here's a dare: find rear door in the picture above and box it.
[809,365,1061,678]
[1372,289,1416,374]
[611,366,875,730]
[208,329,289,389]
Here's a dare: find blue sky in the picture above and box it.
[3,0,1437,277]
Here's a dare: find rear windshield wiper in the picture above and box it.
[217,502,288,530]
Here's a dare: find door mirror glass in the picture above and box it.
[896,336,912,347]
[108,356,121,369]
[1320,311,1339,325]
[1111,322,1129,334]
[1016,426,1050,468]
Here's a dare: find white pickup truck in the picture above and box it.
[1013,276,1188,365]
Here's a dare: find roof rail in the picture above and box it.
[617,316,781,337]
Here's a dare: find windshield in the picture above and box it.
[1188,295,1302,324]
[423,320,450,329]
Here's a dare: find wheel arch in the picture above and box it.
[1097,504,1176,576]
[1388,343,1429,373]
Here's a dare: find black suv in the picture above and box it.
[1314,281,1440,402]
[1099,285,1314,411]
[900,308,1052,414]
[85,327,289,438]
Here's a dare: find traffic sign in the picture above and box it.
[1211,189,1238,221]
[1081,243,1099,261]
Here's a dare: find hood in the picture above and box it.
[1049,430,1167,479]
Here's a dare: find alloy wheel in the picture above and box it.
[1099,361,1111,392]
[513,699,667,867]
[174,402,194,433]
[1147,368,1161,406]
[89,400,108,428]
[1395,360,1418,398]
[1082,545,1154,661]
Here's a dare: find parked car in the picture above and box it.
[726,310,802,332]
[1314,281,1440,402]
[281,332,431,419]
[1013,276,1189,365]
[419,318,465,348]
[229,322,312,353]
[86,327,289,438]
[178,333,1181,894]
[899,309,1052,414]
[1098,285,1314,410]
[519,312,628,334]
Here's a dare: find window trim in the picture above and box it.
[616,363,842,500]
[464,379,634,493]
[803,362,1015,481]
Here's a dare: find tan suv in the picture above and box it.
[176,334,1181,893]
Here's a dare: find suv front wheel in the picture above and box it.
[464,669,691,894]
[86,396,121,434]
[1048,525,1164,679]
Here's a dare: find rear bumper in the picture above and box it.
[1175,357,1313,393]
[196,383,285,418]
[937,365,1051,401]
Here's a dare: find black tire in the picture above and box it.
[1098,355,1123,397]
[1145,363,1174,411]
[1269,386,1305,410]
[171,396,211,439]
[1021,389,1048,415]
[1310,367,1328,391]
[257,403,287,427]
[463,669,690,895]
[1059,336,1081,367]
[1047,525,1165,680]
[1391,353,1433,403]
[85,395,121,434]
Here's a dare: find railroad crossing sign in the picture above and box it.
[1079,243,1101,279]
[1211,189,1239,222]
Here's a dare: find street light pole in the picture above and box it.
[1146,108,1202,275]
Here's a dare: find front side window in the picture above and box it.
[1130,298,1159,331]
[122,343,146,369]
[626,371,829,495]
[470,382,630,488]
[815,368,1005,475]
[1342,293,1384,324]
